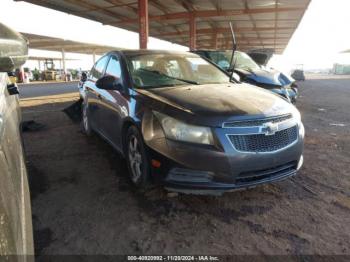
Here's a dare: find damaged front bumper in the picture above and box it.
[160,155,303,195]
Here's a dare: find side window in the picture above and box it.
[105,56,122,80]
[91,55,109,80]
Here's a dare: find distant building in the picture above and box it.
[333,63,350,75]
[334,50,350,74]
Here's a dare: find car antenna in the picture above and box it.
[229,22,237,82]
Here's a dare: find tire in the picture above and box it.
[81,99,92,136]
[125,126,151,188]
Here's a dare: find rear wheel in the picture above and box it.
[125,126,150,188]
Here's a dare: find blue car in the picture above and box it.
[193,50,299,104]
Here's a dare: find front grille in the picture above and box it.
[228,125,298,153]
[236,161,297,185]
[223,114,292,128]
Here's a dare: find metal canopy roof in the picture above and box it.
[18,0,311,54]
[21,32,121,55]
[28,56,78,61]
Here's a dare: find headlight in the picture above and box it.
[154,111,214,145]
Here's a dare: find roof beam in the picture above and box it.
[149,0,188,40]
[111,7,304,24]
[105,0,138,14]
[73,1,138,14]
[153,26,295,37]
[197,36,289,42]
[242,0,263,49]
[148,18,298,29]
[174,0,196,12]
[29,44,106,50]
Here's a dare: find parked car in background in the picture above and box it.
[292,69,306,81]
[193,50,299,104]
[0,22,34,258]
[80,50,304,195]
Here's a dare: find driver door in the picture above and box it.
[98,54,127,150]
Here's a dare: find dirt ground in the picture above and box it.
[21,75,350,256]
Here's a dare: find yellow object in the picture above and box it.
[8,75,17,84]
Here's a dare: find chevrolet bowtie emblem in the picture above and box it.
[260,122,279,136]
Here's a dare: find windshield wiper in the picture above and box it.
[139,68,199,85]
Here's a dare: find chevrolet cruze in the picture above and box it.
[81,50,304,194]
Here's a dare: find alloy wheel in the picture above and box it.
[128,135,143,183]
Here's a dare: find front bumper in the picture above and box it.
[145,121,304,194]
[163,156,303,195]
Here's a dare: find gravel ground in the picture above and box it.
[21,75,350,256]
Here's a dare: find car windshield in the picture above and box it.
[124,53,230,89]
[207,50,260,71]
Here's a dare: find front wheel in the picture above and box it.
[125,126,150,188]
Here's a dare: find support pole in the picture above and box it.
[189,13,196,50]
[62,48,66,81]
[20,65,25,83]
[138,0,149,49]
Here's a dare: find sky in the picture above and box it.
[1,0,350,71]
[281,0,350,70]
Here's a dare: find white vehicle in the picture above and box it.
[0,22,34,259]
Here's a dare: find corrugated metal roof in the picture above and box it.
[21,32,121,54]
[17,0,312,54]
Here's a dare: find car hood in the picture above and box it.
[236,67,294,87]
[136,83,295,127]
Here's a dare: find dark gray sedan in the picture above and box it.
[80,50,304,194]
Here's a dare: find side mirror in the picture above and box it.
[7,83,19,95]
[96,75,123,91]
